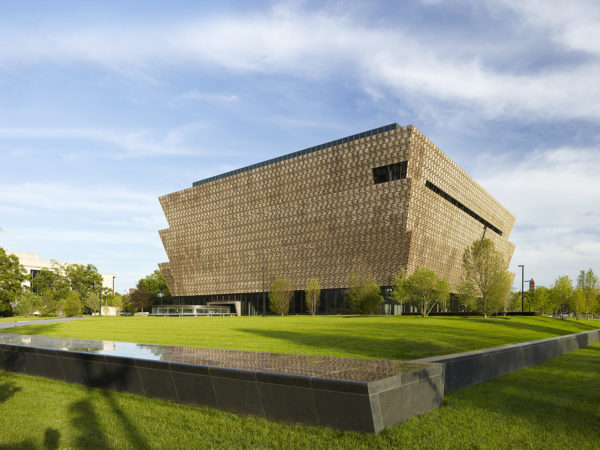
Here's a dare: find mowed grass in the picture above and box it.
[8,315,600,360]
[0,343,598,449]
[0,316,46,323]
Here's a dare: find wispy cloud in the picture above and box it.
[475,146,600,286]
[179,89,240,102]
[1,2,599,122]
[0,124,208,158]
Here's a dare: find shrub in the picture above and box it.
[269,278,294,315]
[346,274,383,315]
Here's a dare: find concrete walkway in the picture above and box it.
[0,317,83,330]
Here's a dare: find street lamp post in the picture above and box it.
[518,264,524,313]
[262,267,266,316]
[99,288,102,317]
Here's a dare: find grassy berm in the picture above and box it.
[8,315,600,360]
[1,315,599,448]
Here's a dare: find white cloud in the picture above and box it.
[474,146,600,287]
[0,124,208,158]
[1,3,599,122]
[179,90,240,102]
[494,0,600,55]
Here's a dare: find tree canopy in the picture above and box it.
[0,248,26,316]
[269,277,294,315]
[345,274,383,315]
[403,267,449,318]
[460,239,510,318]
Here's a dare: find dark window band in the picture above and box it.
[425,180,503,236]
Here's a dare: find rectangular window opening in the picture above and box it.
[373,161,407,184]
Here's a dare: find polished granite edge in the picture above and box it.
[415,328,600,393]
[0,333,436,387]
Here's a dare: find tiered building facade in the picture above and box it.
[158,124,515,314]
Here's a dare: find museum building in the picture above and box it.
[158,124,515,315]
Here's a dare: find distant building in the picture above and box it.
[158,124,515,315]
[7,251,116,292]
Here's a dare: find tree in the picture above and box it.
[460,239,508,318]
[63,291,82,317]
[390,269,408,315]
[106,292,123,310]
[529,286,551,314]
[138,270,171,304]
[65,264,103,300]
[550,275,573,317]
[570,289,586,319]
[576,269,599,319]
[131,282,152,313]
[0,248,26,316]
[31,268,70,298]
[404,267,449,318]
[269,278,294,315]
[83,292,100,315]
[15,291,42,316]
[345,274,383,315]
[488,271,513,316]
[304,278,320,316]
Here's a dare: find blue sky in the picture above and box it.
[1,0,599,293]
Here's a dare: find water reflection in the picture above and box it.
[0,333,432,382]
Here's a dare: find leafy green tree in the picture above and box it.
[0,248,26,316]
[550,275,573,316]
[83,292,100,314]
[570,289,586,319]
[65,264,103,300]
[138,270,171,304]
[106,292,123,310]
[304,278,320,316]
[63,291,82,317]
[530,286,551,314]
[131,282,152,313]
[404,267,449,318]
[390,269,408,315]
[269,278,294,315]
[121,293,136,313]
[460,239,509,318]
[345,274,383,315]
[31,268,70,298]
[16,291,42,316]
[576,269,599,319]
[40,290,59,316]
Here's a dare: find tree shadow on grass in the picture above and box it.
[449,345,600,438]
[67,363,150,449]
[459,316,599,337]
[0,375,21,403]
[238,327,451,360]
[0,428,60,450]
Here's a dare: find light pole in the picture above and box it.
[262,267,266,316]
[99,288,102,317]
[518,264,524,313]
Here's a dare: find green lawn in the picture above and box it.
[1,342,598,449]
[0,316,46,323]
[7,315,600,360]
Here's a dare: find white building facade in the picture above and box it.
[7,251,116,291]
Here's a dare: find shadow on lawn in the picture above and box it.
[67,362,150,449]
[451,345,600,437]
[460,316,599,336]
[0,374,21,404]
[238,327,450,360]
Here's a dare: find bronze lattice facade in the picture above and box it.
[158,124,515,314]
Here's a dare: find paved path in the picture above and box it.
[0,317,83,330]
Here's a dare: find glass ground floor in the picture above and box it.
[164,289,464,316]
